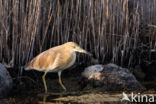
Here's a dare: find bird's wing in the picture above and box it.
[50,53,63,70]
[24,49,57,71]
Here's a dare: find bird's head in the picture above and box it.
[64,42,92,56]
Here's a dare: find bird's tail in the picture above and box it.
[24,63,31,71]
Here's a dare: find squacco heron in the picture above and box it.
[24,42,91,93]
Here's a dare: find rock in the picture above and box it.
[82,65,103,78]
[80,64,144,91]
[0,63,13,98]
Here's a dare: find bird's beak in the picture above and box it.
[77,47,92,56]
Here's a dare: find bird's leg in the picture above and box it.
[42,72,47,93]
[58,71,66,91]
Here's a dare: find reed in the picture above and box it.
[0,0,155,74]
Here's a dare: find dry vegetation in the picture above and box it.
[0,0,156,74]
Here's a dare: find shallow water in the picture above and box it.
[2,90,156,104]
[1,76,156,104]
[1,90,125,104]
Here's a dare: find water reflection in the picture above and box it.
[43,95,47,104]
[39,92,64,104]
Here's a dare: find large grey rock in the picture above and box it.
[81,64,144,91]
[0,63,13,97]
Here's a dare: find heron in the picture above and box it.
[24,42,91,93]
